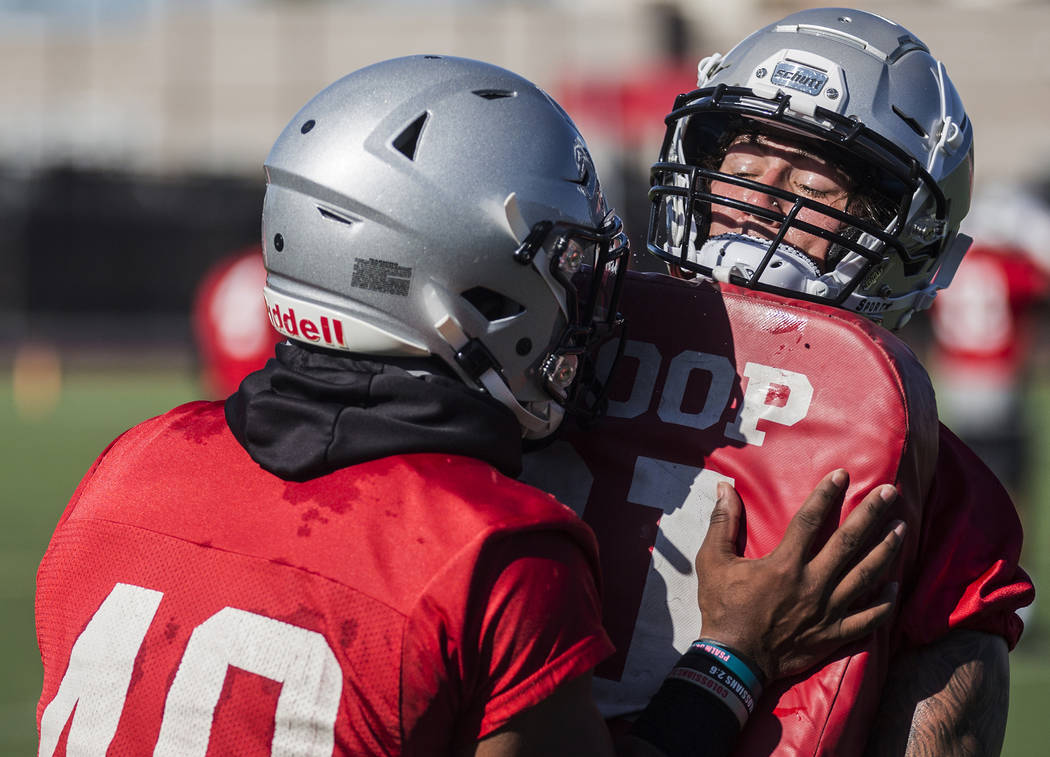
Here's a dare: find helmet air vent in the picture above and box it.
[892,105,927,138]
[392,112,429,161]
[462,286,526,321]
[317,206,356,227]
[473,89,517,100]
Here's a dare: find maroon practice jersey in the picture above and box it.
[521,271,1032,755]
[36,402,613,756]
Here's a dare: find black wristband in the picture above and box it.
[672,648,755,721]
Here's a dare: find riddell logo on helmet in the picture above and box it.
[267,303,346,347]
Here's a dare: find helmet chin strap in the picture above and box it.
[432,312,562,439]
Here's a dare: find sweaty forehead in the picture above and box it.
[726,132,852,184]
[729,133,821,162]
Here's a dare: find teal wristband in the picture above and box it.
[691,639,764,696]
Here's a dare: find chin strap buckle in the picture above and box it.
[454,338,501,382]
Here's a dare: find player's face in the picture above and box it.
[708,134,852,266]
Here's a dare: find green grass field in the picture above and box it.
[3,365,1047,755]
[0,365,199,754]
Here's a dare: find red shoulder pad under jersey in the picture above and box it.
[520,271,1025,755]
[36,402,612,755]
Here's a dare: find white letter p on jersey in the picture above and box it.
[725,362,814,446]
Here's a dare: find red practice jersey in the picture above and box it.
[521,271,1032,755]
[931,243,1049,378]
[36,402,613,756]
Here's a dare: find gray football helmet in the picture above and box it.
[262,55,628,438]
[648,8,974,329]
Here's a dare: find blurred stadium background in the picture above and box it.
[2,0,1047,754]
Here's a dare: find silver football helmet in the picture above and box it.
[262,55,628,438]
[648,8,974,329]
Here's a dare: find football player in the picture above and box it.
[930,183,1050,499]
[36,56,905,757]
[523,8,1033,756]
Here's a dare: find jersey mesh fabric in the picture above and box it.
[36,401,613,756]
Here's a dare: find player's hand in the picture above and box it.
[694,469,904,682]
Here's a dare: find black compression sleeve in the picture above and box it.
[628,675,742,757]
[628,640,765,757]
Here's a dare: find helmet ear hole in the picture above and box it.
[461,287,526,322]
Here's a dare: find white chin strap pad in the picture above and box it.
[693,234,831,296]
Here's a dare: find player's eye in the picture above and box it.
[796,184,830,199]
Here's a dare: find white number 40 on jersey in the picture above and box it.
[39,583,342,757]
